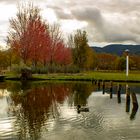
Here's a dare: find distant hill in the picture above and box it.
[92,44,140,56]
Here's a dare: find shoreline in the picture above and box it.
[3,72,140,83]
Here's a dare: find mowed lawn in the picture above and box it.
[32,71,140,82]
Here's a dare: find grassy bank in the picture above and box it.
[4,71,140,83]
[31,71,140,82]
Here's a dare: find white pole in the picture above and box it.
[126,55,129,76]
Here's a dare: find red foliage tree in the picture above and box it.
[54,41,72,65]
[8,3,41,64]
[8,3,72,70]
[25,19,51,66]
[97,53,118,70]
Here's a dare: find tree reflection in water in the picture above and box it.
[8,82,72,139]
[1,81,139,139]
[72,83,95,106]
[6,82,93,139]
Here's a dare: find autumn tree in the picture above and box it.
[7,2,73,73]
[48,24,62,65]
[73,30,87,68]
[44,23,72,72]
[24,18,50,67]
[0,50,9,70]
[7,3,42,64]
[40,24,51,66]
[69,30,95,70]
[54,41,72,65]
[130,55,140,70]
[115,53,137,71]
[115,56,126,71]
[0,48,20,71]
[85,47,97,70]
[97,53,118,70]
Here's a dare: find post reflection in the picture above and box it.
[110,81,113,99]
[0,81,140,140]
[130,92,139,120]
[126,86,130,112]
[117,84,121,103]
[125,85,139,120]
[102,81,105,95]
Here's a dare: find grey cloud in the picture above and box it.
[69,1,140,44]
[46,5,62,10]
[1,0,140,45]
[56,11,73,20]
[103,31,137,43]
[71,7,103,25]
[48,6,73,19]
[81,0,140,14]
[107,0,140,14]
[88,17,140,44]
[100,14,140,43]
[50,0,140,44]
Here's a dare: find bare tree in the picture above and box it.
[7,2,41,64]
[48,23,63,71]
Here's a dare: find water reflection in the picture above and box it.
[130,92,139,120]
[0,82,94,139]
[109,82,113,99]
[125,85,139,120]
[117,84,122,103]
[9,83,72,139]
[72,83,92,106]
[0,81,140,140]
[102,81,105,95]
[126,88,130,113]
[94,82,139,120]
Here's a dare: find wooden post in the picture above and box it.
[110,81,113,99]
[117,84,121,103]
[126,85,130,112]
[98,80,101,90]
[102,81,105,94]
[95,80,97,85]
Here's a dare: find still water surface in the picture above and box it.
[0,81,140,140]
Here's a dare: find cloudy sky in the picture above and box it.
[0,0,140,47]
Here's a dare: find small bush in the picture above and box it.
[31,67,48,74]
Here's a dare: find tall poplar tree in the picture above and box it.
[70,30,95,70]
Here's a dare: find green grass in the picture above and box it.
[3,71,140,82]
[31,71,140,82]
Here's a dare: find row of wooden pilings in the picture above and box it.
[92,80,139,120]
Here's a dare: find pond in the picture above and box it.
[0,81,140,140]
